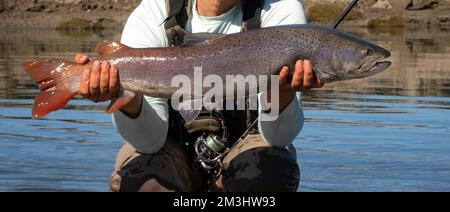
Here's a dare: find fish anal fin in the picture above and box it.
[106,90,136,114]
[33,86,76,118]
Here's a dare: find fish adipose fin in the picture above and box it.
[95,41,130,58]
[181,33,227,47]
[22,60,80,118]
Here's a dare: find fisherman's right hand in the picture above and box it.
[74,53,143,118]
[74,53,120,103]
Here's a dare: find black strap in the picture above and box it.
[164,0,189,29]
[164,0,264,36]
[164,0,192,46]
[241,0,264,31]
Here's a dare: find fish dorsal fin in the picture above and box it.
[95,41,129,58]
[181,33,227,47]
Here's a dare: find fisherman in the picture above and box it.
[74,0,324,192]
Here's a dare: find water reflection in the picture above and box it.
[298,92,450,191]
[0,27,449,191]
[1,27,449,99]
[318,27,450,97]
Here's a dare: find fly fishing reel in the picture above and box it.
[194,133,227,170]
[184,111,230,170]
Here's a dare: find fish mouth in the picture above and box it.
[353,57,391,79]
[358,60,391,78]
[368,49,391,73]
[369,61,391,73]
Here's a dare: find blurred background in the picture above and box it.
[0,0,449,191]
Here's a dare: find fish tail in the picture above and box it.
[22,60,80,118]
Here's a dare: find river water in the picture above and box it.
[0,27,449,192]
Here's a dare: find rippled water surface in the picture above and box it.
[0,27,449,191]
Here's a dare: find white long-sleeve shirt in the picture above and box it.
[113,0,307,154]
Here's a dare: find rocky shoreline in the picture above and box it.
[0,0,449,30]
[0,0,140,29]
[302,0,450,29]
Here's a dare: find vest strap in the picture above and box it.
[241,0,264,32]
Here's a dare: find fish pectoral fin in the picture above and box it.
[181,33,227,47]
[95,41,130,58]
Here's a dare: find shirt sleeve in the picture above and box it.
[112,0,170,154]
[261,0,307,27]
[257,0,307,147]
[258,93,304,147]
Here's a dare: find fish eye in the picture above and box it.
[362,48,373,56]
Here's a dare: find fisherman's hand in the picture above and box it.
[278,59,324,111]
[74,53,120,103]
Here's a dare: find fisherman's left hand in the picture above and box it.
[278,59,324,111]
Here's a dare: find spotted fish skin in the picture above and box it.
[23,24,391,118]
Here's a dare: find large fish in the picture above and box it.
[23,25,391,118]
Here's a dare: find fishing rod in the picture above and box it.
[333,0,360,28]
[244,1,362,139]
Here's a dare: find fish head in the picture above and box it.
[313,31,391,83]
